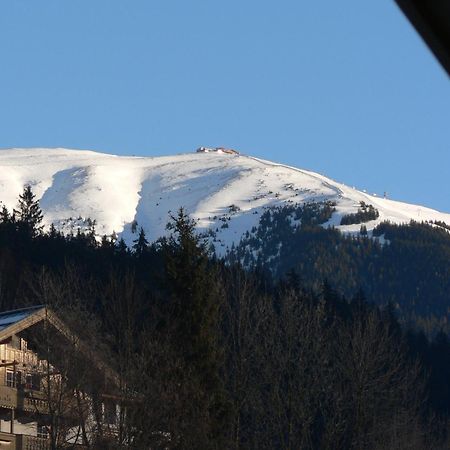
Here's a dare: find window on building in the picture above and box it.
[37,424,49,439]
[104,401,117,425]
[6,370,15,387]
[8,335,21,350]
[6,370,23,388]
[32,373,41,391]
[25,373,33,389]
[23,373,41,390]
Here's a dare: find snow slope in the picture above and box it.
[0,148,449,254]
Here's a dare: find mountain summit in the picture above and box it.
[0,148,448,252]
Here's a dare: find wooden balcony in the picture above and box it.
[18,434,49,450]
[0,431,49,450]
[4,349,39,367]
[0,385,47,414]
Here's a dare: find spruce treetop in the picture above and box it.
[13,185,44,236]
[132,227,149,256]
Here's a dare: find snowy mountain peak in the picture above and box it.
[0,147,449,254]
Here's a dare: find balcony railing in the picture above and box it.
[19,434,49,450]
[5,348,40,367]
[0,432,49,450]
[0,384,48,414]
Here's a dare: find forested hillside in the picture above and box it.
[229,203,450,335]
[0,188,449,449]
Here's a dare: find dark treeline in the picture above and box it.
[0,188,450,449]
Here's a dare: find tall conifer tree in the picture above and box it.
[132,227,148,256]
[13,185,43,237]
[162,208,229,445]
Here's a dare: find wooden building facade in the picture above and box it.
[0,306,119,450]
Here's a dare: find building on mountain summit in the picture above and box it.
[196,146,239,155]
[0,306,120,449]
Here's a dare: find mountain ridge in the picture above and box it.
[0,147,449,253]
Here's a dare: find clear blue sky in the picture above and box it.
[1,0,449,211]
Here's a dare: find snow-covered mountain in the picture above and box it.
[0,147,449,254]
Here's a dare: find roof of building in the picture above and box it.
[0,305,119,387]
[0,305,49,341]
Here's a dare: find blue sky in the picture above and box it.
[1,0,449,211]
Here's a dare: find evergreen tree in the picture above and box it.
[163,208,216,364]
[48,223,59,239]
[132,227,148,256]
[87,219,97,246]
[162,208,230,445]
[13,185,43,236]
[116,238,128,255]
[101,234,111,248]
[0,205,12,223]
